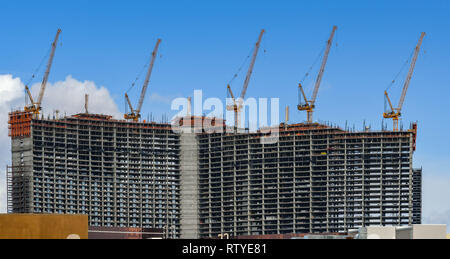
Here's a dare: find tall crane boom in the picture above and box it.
[37,29,62,110]
[137,39,161,114]
[311,26,337,106]
[384,32,425,131]
[227,29,265,127]
[124,39,161,122]
[298,26,337,123]
[398,32,426,111]
[240,29,265,100]
[25,29,62,116]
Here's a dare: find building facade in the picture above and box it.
[8,112,181,238]
[197,123,421,238]
[8,112,422,239]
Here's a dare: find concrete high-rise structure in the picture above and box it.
[197,123,421,237]
[8,112,181,238]
[8,111,422,239]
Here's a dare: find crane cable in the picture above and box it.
[126,44,164,94]
[25,30,64,88]
[298,44,326,105]
[124,46,163,113]
[385,47,415,92]
[24,48,52,106]
[300,44,326,85]
[24,31,64,105]
[226,33,268,99]
[24,45,52,94]
[298,29,339,106]
[226,46,254,100]
[124,55,152,114]
[383,47,415,113]
[126,59,150,94]
[227,46,254,87]
[383,40,424,114]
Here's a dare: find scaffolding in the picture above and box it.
[6,166,12,213]
[7,165,33,213]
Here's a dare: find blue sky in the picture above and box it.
[1,0,449,227]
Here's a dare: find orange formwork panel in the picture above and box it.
[8,111,32,138]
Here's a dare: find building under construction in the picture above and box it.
[7,112,422,238]
[8,112,182,237]
[196,122,421,238]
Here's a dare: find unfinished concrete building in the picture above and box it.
[196,123,421,238]
[8,111,422,239]
[8,112,181,238]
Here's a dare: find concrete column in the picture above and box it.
[180,132,200,239]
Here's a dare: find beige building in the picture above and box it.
[353,225,447,239]
[410,225,447,239]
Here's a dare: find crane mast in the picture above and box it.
[25,28,62,116]
[227,29,265,127]
[124,39,161,122]
[384,32,425,131]
[298,26,337,123]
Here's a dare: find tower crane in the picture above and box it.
[384,32,425,131]
[124,39,161,122]
[227,29,265,127]
[24,29,62,116]
[298,26,337,123]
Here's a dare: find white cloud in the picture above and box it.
[0,74,23,213]
[0,75,23,145]
[0,74,23,104]
[0,74,121,213]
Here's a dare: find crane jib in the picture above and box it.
[124,38,162,121]
[35,29,62,111]
[297,26,337,124]
[239,29,265,100]
[311,26,337,106]
[136,39,161,114]
[397,32,426,111]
